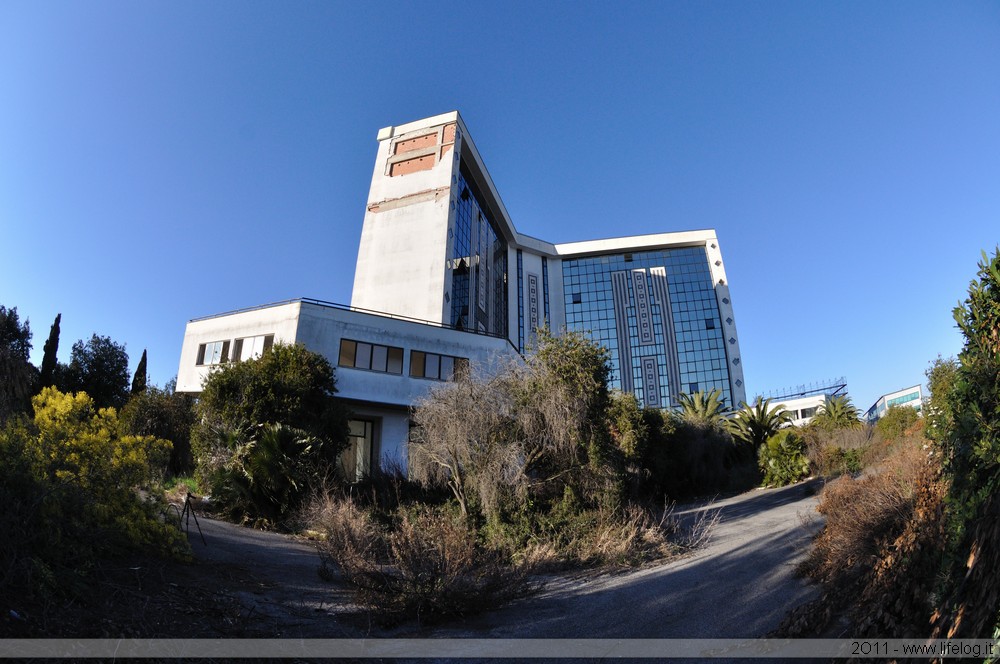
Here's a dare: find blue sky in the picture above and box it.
[1,1,997,412]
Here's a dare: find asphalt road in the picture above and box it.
[417,480,824,640]
[187,480,823,644]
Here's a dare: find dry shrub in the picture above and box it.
[777,436,937,637]
[805,426,873,477]
[309,496,532,624]
[856,458,947,637]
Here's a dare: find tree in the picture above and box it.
[59,334,130,410]
[131,348,148,394]
[523,328,613,468]
[677,389,729,428]
[0,305,36,422]
[729,397,793,451]
[811,395,862,430]
[411,370,522,518]
[410,329,616,520]
[930,248,1000,638]
[192,343,349,525]
[120,384,196,475]
[38,313,61,390]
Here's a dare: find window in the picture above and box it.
[800,407,818,420]
[231,334,274,362]
[410,350,468,381]
[338,339,403,375]
[572,292,582,304]
[705,319,716,330]
[196,340,230,366]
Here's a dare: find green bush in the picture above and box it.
[930,249,1000,638]
[193,343,348,527]
[759,429,810,487]
[817,445,864,477]
[0,388,187,603]
[208,423,332,528]
[874,405,920,442]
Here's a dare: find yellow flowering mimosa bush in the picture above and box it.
[0,388,189,598]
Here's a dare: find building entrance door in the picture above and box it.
[340,419,374,482]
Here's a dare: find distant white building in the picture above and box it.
[177,112,749,476]
[864,384,924,424]
[760,378,848,427]
[770,394,832,428]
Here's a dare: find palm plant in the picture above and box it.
[729,397,793,450]
[677,389,729,428]
[213,423,321,526]
[811,395,862,430]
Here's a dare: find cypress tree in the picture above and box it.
[131,348,148,394]
[39,313,61,389]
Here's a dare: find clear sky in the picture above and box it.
[2,1,998,412]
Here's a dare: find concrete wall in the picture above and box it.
[294,302,519,409]
[175,302,302,393]
[351,114,459,323]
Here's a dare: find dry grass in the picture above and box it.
[529,502,718,569]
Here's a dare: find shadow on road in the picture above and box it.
[674,478,824,523]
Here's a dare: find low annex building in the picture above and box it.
[177,112,747,475]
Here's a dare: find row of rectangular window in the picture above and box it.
[339,339,404,374]
[338,339,468,382]
[411,350,469,381]
[196,334,274,366]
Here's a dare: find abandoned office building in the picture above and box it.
[176,112,746,477]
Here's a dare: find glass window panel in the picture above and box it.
[410,351,426,377]
[339,339,356,367]
[425,353,440,379]
[387,347,403,374]
[371,344,388,372]
[355,343,372,370]
[440,355,455,381]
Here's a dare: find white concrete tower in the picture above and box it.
[351,112,462,324]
